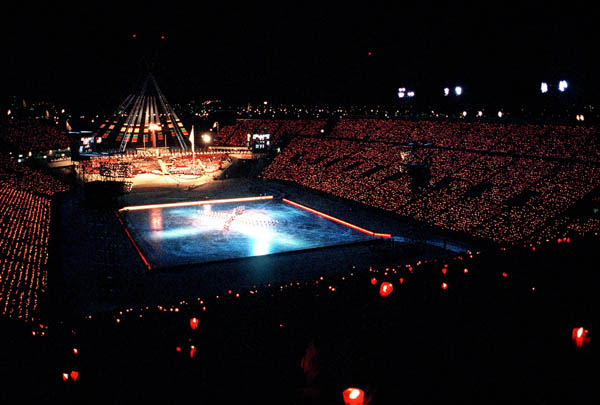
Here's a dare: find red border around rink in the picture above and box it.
[281,198,392,238]
[115,211,152,271]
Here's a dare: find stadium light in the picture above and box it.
[540,82,549,93]
[558,80,568,92]
[455,86,463,96]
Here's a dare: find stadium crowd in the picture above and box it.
[260,118,600,245]
[0,154,68,321]
[213,119,327,146]
[0,119,70,152]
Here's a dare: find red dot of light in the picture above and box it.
[441,282,448,290]
[370,277,377,285]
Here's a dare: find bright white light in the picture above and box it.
[444,88,450,96]
[455,86,462,96]
[201,133,212,143]
[462,111,467,117]
[540,82,548,93]
[497,111,503,118]
[477,111,483,117]
[407,91,415,97]
[397,87,406,98]
[558,80,568,92]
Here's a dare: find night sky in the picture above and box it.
[2,2,597,109]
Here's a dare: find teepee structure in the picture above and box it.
[95,74,190,152]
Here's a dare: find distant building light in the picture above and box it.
[454,86,463,96]
[540,82,549,93]
[407,91,415,97]
[444,87,450,96]
[558,80,568,92]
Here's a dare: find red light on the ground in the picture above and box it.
[190,317,198,330]
[572,327,591,349]
[441,282,448,290]
[379,282,393,298]
[70,371,79,381]
[343,387,365,405]
[370,277,377,285]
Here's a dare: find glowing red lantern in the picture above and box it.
[572,327,591,349]
[70,371,79,381]
[343,387,365,405]
[370,277,377,285]
[379,282,393,298]
[190,317,199,330]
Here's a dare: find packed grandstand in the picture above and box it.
[0,111,597,403]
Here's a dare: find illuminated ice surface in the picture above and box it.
[121,199,375,268]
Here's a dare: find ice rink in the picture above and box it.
[119,197,378,268]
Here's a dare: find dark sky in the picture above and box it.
[2,2,597,109]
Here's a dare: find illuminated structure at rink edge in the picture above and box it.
[93,74,190,152]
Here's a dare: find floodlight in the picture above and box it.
[558,80,568,92]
